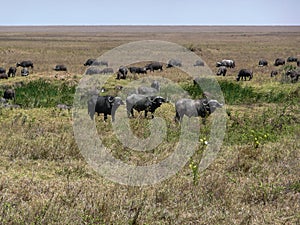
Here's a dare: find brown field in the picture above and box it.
[0,26,299,224]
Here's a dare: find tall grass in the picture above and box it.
[15,79,75,108]
[182,80,299,105]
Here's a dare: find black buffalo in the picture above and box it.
[16,60,34,68]
[258,59,268,67]
[236,69,253,81]
[298,61,300,67]
[270,70,278,77]
[274,58,285,66]
[117,66,128,79]
[287,56,298,62]
[84,58,108,67]
[126,94,166,118]
[54,64,67,71]
[21,68,29,76]
[100,68,114,74]
[88,95,124,121]
[85,66,102,75]
[145,62,163,72]
[216,66,227,76]
[0,73,8,79]
[194,60,205,66]
[84,58,96,66]
[166,59,182,68]
[0,67,6,74]
[129,66,147,74]
[8,67,17,77]
[3,88,15,101]
[175,98,223,123]
[286,70,300,83]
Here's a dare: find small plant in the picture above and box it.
[250,130,270,148]
[189,137,208,185]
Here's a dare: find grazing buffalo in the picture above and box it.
[84,58,108,67]
[0,73,8,79]
[117,66,128,79]
[258,59,268,67]
[126,94,166,118]
[236,69,253,81]
[175,98,223,123]
[151,80,160,91]
[138,80,160,95]
[274,58,285,66]
[100,68,114,74]
[216,59,235,68]
[286,70,300,83]
[216,66,227,76]
[270,70,278,77]
[166,59,182,68]
[194,60,205,66]
[3,89,15,101]
[145,62,163,72]
[21,68,29,76]
[287,56,298,62]
[84,58,96,66]
[85,66,102,75]
[54,64,67,71]
[129,66,147,74]
[16,60,34,68]
[88,95,124,121]
[8,67,17,77]
[0,67,6,74]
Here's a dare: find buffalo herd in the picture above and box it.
[1,54,299,123]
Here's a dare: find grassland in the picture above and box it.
[0,26,299,224]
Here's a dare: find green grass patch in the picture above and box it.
[14,79,76,108]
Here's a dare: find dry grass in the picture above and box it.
[0,26,299,224]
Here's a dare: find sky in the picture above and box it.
[1,0,299,26]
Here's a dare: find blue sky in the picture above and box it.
[1,0,299,25]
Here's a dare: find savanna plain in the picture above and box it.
[0,26,299,224]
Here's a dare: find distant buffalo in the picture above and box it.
[88,95,124,122]
[216,66,227,76]
[117,66,128,79]
[216,59,235,68]
[194,60,205,66]
[175,98,223,123]
[166,59,182,68]
[16,60,34,68]
[21,68,29,76]
[286,70,300,83]
[258,59,268,67]
[8,67,17,77]
[236,69,253,81]
[270,70,278,77]
[84,58,108,67]
[274,58,285,66]
[100,68,114,74]
[287,56,297,62]
[54,64,67,71]
[3,88,15,101]
[137,80,160,95]
[0,67,6,74]
[85,66,102,75]
[129,66,147,74]
[0,73,8,79]
[145,62,163,72]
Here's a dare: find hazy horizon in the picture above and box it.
[1,0,299,26]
